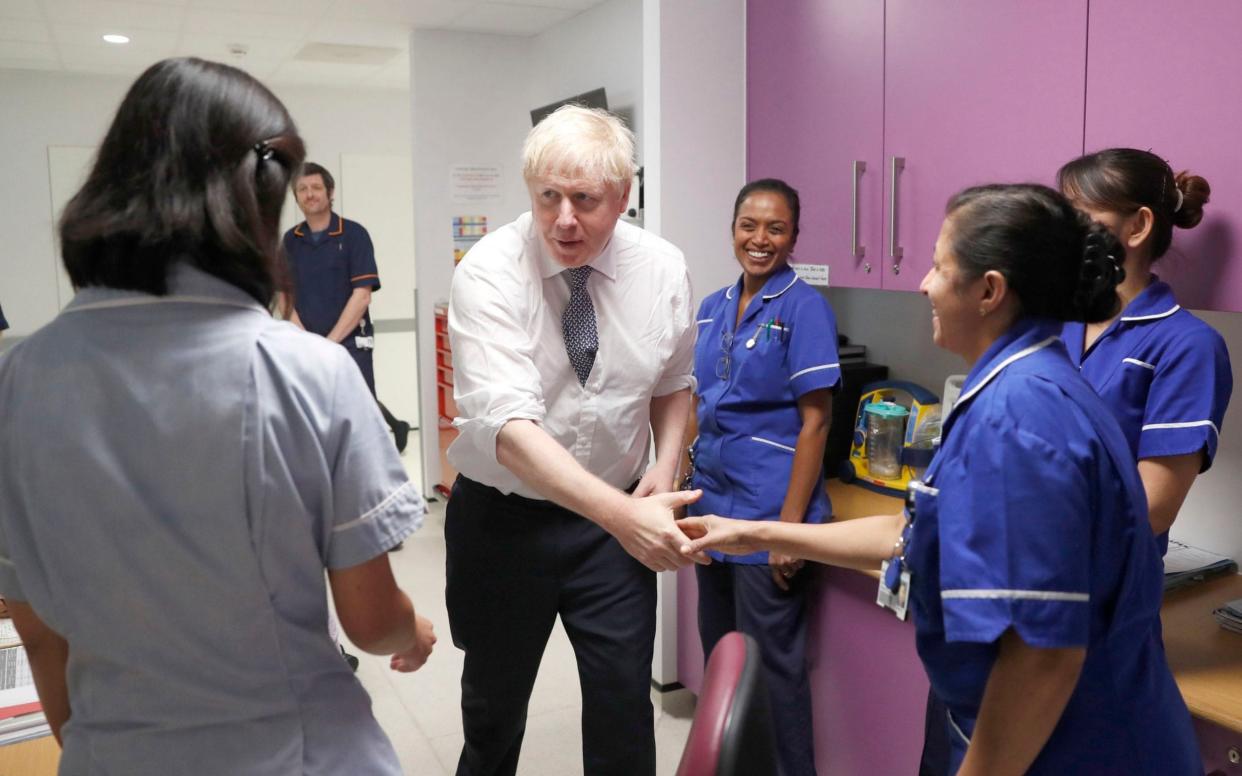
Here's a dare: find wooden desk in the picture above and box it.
[0,734,58,776]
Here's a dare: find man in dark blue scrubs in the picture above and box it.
[283,162,411,452]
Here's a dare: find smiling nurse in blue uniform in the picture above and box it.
[685,178,840,776]
[1058,149,1232,551]
[680,184,1202,775]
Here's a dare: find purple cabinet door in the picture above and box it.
[882,1,1089,291]
[1084,0,1242,312]
[747,0,884,289]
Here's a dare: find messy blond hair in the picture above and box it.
[521,104,636,191]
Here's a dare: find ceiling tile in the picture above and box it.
[304,18,412,49]
[176,33,302,61]
[182,7,314,40]
[448,2,574,36]
[0,0,44,20]
[187,0,331,17]
[43,0,187,32]
[0,38,56,60]
[0,18,51,42]
[487,0,603,10]
[324,0,463,28]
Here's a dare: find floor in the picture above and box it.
[342,432,698,775]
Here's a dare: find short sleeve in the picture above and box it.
[654,267,697,397]
[348,225,381,291]
[1138,328,1232,470]
[787,293,841,397]
[937,411,1091,648]
[322,347,426,569]
[447,259,546,469]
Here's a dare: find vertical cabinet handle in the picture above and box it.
[889,156,905,269]
[851,160,866,259]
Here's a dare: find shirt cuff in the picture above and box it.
[653,373,696,397]
[451,410,543,469]
[790,363,841,397]
[1137,422,1219,470]
[326,481,427,570]
[942,592,1089,648]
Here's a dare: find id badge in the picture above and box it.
[876,560,911,621]
[354,335,375,350]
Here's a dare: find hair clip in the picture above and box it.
[1173,188,1184,213]
[253,141,274,162]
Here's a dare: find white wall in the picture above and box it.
[827,286,1242,564]
[645,0,747,308]
[0,68,412,336]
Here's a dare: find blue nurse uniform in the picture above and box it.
[906,317,1201,775]
[283,213,382,394]
[689,263,841,776]
[1062,278,1231,552]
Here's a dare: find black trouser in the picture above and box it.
[445,476,657,776]
[696,561,817,776]
[919,688,951,776]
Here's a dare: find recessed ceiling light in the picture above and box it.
[102,34,130,44]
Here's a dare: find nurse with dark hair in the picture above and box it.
[685,178,840,775]
[0,58,434,775]
[1058,148,1231,550]
[681,184,1202,775]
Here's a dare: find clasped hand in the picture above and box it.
[612,489,711,572]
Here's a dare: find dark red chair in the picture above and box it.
[676,631,778,776]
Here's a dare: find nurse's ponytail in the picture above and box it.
[946,183,1123,324]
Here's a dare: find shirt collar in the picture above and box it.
[952,316,1062,414]
[292,212,343,239]
[724,262,799,301]
[1118,276,1180,323]
[533,215,618,281]
[66,262,268,314]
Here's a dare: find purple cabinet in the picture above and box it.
[747,0,885,289]
[678,565,931,775]
[882,0,1089,290]
[749,1,1089,292]
[1084,0,1242,313]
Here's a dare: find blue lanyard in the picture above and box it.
[884,485,918,593]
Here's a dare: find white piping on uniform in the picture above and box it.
[1142,419,1220,437]
[750,436,795,453]
[947,711,972,746]
[954,337,1058,409]
[789,363,840,381]
[696,318,714,325]
[333,481,418,534]
[1121,304,1179,322]
[941,588,1089,602]
[1122,357,1156,370]
[63,296,263,314]
[725,286,735,299]
[908,481,940,497]
[762,276,798,299]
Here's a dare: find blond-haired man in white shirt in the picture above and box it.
[445,105,703,776]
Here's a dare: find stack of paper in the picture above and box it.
[1163,541,1237,592]
[0,637,49,744]
[1214,598,1242,635]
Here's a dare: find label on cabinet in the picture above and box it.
[791,262,829,287]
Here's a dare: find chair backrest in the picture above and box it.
[676,631,778,776]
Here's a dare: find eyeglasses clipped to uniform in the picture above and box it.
[716,329,733,381]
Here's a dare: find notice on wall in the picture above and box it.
[790,262,829,287]
[450,164,503,204]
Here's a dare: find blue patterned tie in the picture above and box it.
[561,266,598,386]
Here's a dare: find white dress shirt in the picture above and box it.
[447,211,696,499]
